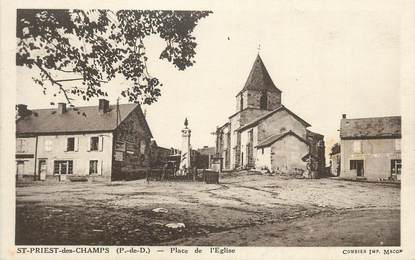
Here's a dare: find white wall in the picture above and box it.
[36,132,113,177]
[255,146,271,170]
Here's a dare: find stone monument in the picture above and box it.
[177,118,191,176]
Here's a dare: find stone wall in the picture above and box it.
[113,108,152,180]
[270,135,308,172]
[257,110,307,142]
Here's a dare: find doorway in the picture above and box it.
[350,160,364,177]
[391,159,401,181]
[38,160,47,181]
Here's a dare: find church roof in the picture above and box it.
[238,54,281,95]
[256,130,309,148]
[236,105,311,132]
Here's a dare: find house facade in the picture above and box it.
[339,114,401,181]
[215,55,325,174]
[16,99,153,182]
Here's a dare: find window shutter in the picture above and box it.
[74,137,79,152]
[87,137,91,152]
[65,138,68,152]
[99,160,103,175]
[87,160,91,175]
[99,136,104,152]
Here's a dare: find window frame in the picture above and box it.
[89,160,99,175]
[16,139,25,153]
[260,91,267,110]
[66,137,75,152]
[53,160,73,175]
[90,136,99,151]
[352,140,362,153]
[395,139,401,151]
[44,139,52,152]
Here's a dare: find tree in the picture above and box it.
[330,142,340,155]
[16,9,212,105]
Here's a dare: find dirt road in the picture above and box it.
[15,174,400,246]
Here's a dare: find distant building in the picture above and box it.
[215,54,325,174]
[15,99,153,182]
[150,140,174,167]
[195,146,215,169]
[340,114,401,181]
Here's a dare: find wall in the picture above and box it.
[340,138,401,180]
[36,132,113,179]
[257,110,307,142]
[267,91,282,110]
[15,137,37,177]
[237,90,281,111]
[240,126,259,168]
[229,113,241,168]
[255,146,271,170]
[112,108,152,180]
[330,153,341,176]
[270,135,308,172]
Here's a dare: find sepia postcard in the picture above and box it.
[1,0,415,259]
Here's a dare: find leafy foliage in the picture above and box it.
[330,142,340,155]
[16,9,211,105]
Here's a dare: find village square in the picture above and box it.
[15,53,401,246]
[11,7,402,247]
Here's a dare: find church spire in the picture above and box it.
[238,54,281,95]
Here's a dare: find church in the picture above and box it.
[215,55,325,175]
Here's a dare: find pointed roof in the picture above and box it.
[238,54,281,95]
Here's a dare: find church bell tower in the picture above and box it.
[236,54,282,112]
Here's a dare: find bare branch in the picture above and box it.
[34,61,72,104]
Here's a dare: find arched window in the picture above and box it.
[240,95,244,111]
[260,91,267,110]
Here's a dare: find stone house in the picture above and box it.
[215,55,325,174]
[15,99,153,182]
[339,114,401,181]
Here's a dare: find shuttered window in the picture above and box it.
[90,137,99,151]
[67,138,75,151]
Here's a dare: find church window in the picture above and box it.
[260,91,267,110]
[240,95,244,111]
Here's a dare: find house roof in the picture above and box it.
[16,103,152,137]
[306,129,324,139]
[197,146,216,156]
[340,116,401,139]
[237,105,311,132]
[237,54,281,96]
[256,130,309,148]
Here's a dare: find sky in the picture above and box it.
[16,1,401,160]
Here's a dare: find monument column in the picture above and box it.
[179,118,191,174]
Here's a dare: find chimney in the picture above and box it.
[17,104,28,117]
[99,99,110,114]
[342,114,347,119]
[58,103,67,114]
